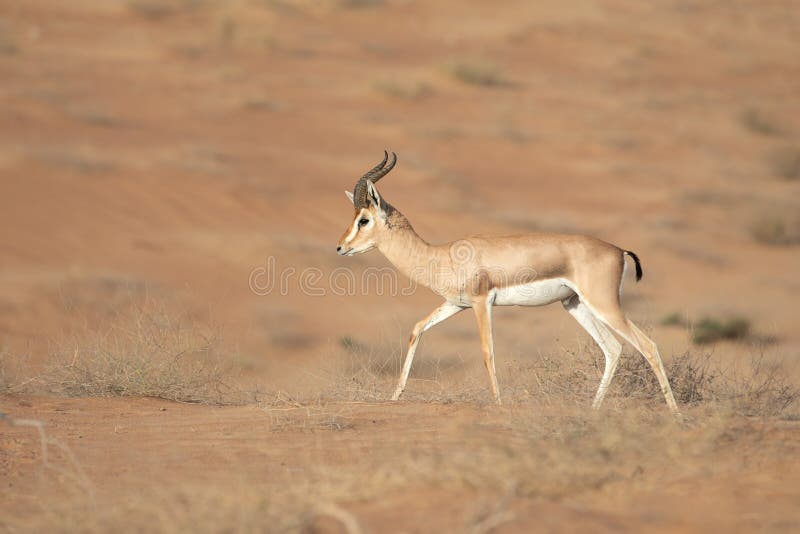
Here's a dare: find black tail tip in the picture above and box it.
[626,250,643,282]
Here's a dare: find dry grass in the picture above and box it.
[9,387,797,533]
[739,107,783,136]
[323,335,799,418]
[3,335,799,532]
[766,145,800,180]
[12,306,250,405]
[373,78,432,100]
[4,309,794,415]
[0,349,8,394]
[32,146,115,174]
[612,350,797,416]
[446,60,506,87]
[127,0,179,19]
[750,213,799,246]
[2,310,797,532]
[126,0,201,19]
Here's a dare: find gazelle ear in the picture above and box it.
[366,181,382,208]
[344,190,354,204]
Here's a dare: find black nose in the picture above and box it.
[336,246,342,252]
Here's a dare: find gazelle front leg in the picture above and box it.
[392,302,464,401]
[473,294,501,405]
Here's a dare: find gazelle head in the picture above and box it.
[337,151,397,256]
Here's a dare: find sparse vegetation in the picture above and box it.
[33,146,114,174]
[660,312,684,326]
[0,34,19,55]
[7,345,798,533]
[373,79,432,100]
[66,106,123,128]
[0,349,8,393]
[739,108,783,136]
[328,337,799,417]
[659,312,772,346]
[339,0,386,8]
[692,316,751,345]
[32,307,247,404]
[218,16,236,47]
[766,145,800,180]
[243,98,290,112]
[613,351,714,406]
[496,125,533,144]
[4,0,800,530]
[750,213,798,246]
[127,0,207,19]
[338,335,365,353]
[446,60,506,87]
[612,352,717,406]
[4,330,799,533]
[127,0,180,19]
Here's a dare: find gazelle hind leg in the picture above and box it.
[562,295,623,409]
[589,304,680,414]
[473,296,501,405]
[625,320,680,414]
[392,302,464,401]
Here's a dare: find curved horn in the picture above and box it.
[352,151,397,208]
[353,179,369,209]
[360,150,388,181]
[364,151,397,184]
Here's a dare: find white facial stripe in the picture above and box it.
[343,218,359,244]
[343,211,369,244]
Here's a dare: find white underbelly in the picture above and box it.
[493,278,575,307]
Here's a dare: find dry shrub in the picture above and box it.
[433,410,693,499]
[500,350,598,406]
[739,108,783,136]
[0,350,8,393]
[0,349,34,395]
[446,60,506,87]
[6,407,769,533]
[373,78,432,100]
[329,336,400,401]
[263,394,357,432]
[5,346,798,533]
[660,312,765,345]
[127,0,176,19]
[750,213,799,246]
[692,316,751,344]
[723,353,799,416]
[15,483,315,534]
[606,349,797,416]
[612,351,715,405]
[766,145,800,180]
[660,311,684,326]
[37,306,246,404]
[322,335,798,417]
[127,0,187,19]
[340,0,386,7]
[330,334,471,403]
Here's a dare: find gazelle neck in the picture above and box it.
[376,207,447,289]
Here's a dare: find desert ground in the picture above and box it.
[1,0,799,532]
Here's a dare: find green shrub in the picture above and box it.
[692,317,750,345]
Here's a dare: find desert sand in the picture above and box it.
[1,1,799,531]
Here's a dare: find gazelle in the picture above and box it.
[337,151,679,414]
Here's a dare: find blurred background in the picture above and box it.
[1,0,798,394]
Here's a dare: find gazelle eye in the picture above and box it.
[358,218,369,227]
